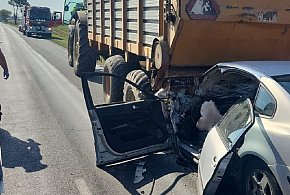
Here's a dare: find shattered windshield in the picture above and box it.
[273,75,290,94]
[29,8,51,21]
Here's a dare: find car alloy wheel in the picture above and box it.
[246,169,273,195]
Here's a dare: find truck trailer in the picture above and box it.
[64,0,290,103]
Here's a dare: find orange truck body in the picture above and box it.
[86,0,290,75]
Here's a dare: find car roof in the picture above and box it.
[217,61,290,78]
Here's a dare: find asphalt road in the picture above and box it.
[0,23,198,195]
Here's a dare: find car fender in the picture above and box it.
[238,118,289,194]
[268,164,290,195]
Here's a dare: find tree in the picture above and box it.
[8,0,29,25]
[0,9,12,22]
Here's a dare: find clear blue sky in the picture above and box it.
[0,0,64,12]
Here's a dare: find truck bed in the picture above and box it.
[87,0,290,67]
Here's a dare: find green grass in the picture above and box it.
[51,25,68,48]
[6,21,18,27]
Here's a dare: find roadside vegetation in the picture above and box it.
[0,9,12,23]
[51,25,68,49]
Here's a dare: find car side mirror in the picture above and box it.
[64,5,69,12]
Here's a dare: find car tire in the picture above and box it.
[241,158,282,195]
[73,20,96,76]
[102,55,140,103]
[123,70,151,102]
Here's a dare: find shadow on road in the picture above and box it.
[0,128,47,173]
[103,152,196,195]
[26,36,54,40]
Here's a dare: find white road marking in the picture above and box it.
[75,178,93,195]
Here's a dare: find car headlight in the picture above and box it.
[48,28,52,31]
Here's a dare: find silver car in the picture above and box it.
[198,61,290,195]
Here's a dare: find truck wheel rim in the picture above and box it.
[246,169,271,195]
[73,30,79,66]
[103,67,111,101]
[125,88,135,102]
[74,40,79,63]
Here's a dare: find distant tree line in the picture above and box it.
[0,9,12,22]
[8,0,29,25]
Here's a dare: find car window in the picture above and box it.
[254,85,276,117]
[273,75,290,95]
[278,82,290,94]
[217,99,252,148]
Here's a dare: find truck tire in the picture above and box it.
[123,70,151,102]
[68,26,76,67]
[102,55,140,103]
[73,20,96,76]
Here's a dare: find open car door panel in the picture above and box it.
[198,99,255,194]
[81,73,171,166]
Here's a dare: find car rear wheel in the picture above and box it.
[123,70,151,102]
[242,158,282,195]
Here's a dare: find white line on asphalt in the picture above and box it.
[75,178,93,195]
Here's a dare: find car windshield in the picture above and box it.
[273,75,290,94]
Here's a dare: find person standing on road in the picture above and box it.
[0,48,9,80]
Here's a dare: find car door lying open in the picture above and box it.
[198,98,255,195]
[81,72,172,166]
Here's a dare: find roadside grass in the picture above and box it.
[51,25,68,48]
[5,22,68,48]
[6,21,19,27]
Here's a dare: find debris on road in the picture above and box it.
[133,161,147,184]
